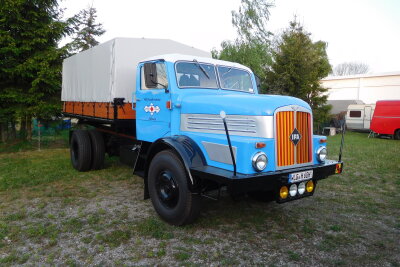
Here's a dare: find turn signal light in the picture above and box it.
[279,186,288,199]
[306,180,314,193]
[335,163,342,174]
[319,139,327,143]
[255,142,266,148]
[166,101,172,109]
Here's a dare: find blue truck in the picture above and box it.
[62,38,344,225]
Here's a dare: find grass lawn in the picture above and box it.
[0,132,399,266]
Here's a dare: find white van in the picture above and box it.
[345,104,375,130]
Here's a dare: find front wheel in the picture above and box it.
[148,150,201,226]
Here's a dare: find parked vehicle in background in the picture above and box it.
[370,100,400,139]
[345,104,375,131]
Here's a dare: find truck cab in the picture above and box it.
[62,41,343,225]
[129,54,343,224]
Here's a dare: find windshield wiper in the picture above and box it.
[222,67,232,77]
[193,59,210,79]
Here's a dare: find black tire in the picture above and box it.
[148,150,201,226]
[394,129,400,140]
[248,190,275,202]
[70,130,92,172]
[88,129,105,170]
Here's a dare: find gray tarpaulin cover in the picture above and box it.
[61,38,210,103]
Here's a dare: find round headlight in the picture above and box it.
[289,184,297,197]
[298,182,306,195]
[317,147,327,162]
[252,152,268,172]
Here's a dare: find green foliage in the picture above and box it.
[266,20,332,127]
[231,0,273,42]
[70,6,105,53]
[0,0,74,140]
[213,40,272,89]
[212,0,273,91]
[214,3,332,128]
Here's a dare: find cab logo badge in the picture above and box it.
[290,128,302,146]
[144,103,160,115]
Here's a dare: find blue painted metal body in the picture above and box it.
[134,60,328,177]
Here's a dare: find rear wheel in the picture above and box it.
[70,130,92,172]
[394,129,400,140]
[88,129,105,170]
[148,150,201,225]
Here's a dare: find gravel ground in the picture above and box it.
[1,174,399,266]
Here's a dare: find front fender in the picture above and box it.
[143,135,207,198]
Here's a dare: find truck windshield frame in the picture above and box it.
[175,61,219,89]
[174,61,255,93]
[217,65,254,93]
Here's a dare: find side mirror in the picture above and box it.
[144,63,158,88]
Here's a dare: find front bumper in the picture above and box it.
[190,160,343,200]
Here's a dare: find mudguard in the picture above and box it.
[143,135,207,198]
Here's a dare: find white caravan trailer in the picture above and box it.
[345,104,376,130]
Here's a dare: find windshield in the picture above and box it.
[176,62,218,88]
[218,66,253,93]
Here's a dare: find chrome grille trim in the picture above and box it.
[180,114,274,138]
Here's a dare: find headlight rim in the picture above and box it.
[252,151,268,172]
[316,146,327,162]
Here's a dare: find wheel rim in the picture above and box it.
[155,170,179,208]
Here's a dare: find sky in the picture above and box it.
[60,0,400,73]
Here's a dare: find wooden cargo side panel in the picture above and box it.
[117,104,136,119]
[64,102,74,113]
[95,103,110,119]
[63,101,136,120]
[83,102,94,117]
[75,102,83,115]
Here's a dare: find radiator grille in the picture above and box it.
[296,112,312,164]
[276,110,312,167]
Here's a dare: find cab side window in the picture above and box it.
[141,63,168,90]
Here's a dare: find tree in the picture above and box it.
[212,0,274,91]
[212,40,272,89]
[266,20,332,129]
[231,0,274,43]
[70,6,105,52]
[0,0,73,141]
[332,62,369,76]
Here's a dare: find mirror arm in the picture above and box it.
[150,77,169,93]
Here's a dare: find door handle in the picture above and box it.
[136,98,141,101]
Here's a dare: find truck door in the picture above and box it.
[135,61,171,142]
[364,106,372,129]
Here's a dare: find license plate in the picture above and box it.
[289,170,313,183]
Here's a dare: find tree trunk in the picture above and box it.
[10,120,17,140]
[26,116,32,141]
[20,115,27,140]
[0,123,7,143]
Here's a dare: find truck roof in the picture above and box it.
[143,54,253,73]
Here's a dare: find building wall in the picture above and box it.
[321,72,400,104]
